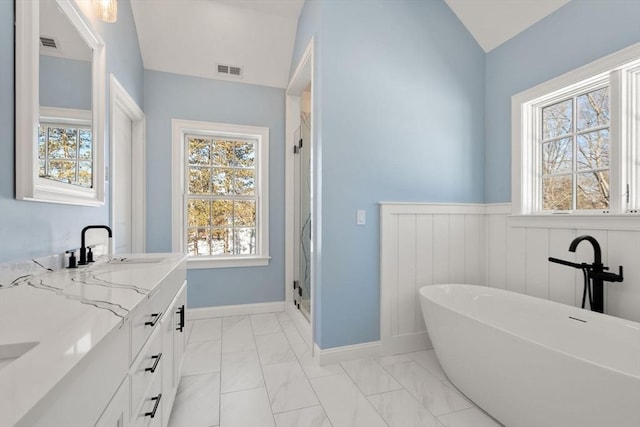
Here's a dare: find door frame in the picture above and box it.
[109,74,146,253]
[285,39,317,349]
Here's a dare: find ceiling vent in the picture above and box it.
[39,36,59,50]
[217,64,242,77]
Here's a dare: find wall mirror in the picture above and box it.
[16,0,105,206]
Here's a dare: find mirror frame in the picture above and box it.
[16,0,105,206]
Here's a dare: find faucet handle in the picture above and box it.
[597,266,624,283]
[65,249,78,269]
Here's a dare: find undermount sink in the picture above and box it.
[108,257,166,264]
[0,341,39,371]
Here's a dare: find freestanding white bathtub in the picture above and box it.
[419,284,640,427]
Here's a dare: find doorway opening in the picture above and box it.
[285,39,316,347]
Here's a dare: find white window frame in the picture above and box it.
[39,107,93,188]
[511,43,640,228]
[172,119,270,269]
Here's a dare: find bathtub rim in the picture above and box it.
[419,283,640,380]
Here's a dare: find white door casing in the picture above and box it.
[110,75,146,254]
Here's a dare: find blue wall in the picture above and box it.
[292,0,486,348]
[40,56,91,110]
[0,0,143,263]
[485,0,640,203]
[143,70,285,308]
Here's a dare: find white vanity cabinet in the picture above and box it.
[161,281,187,423]
[6,255,188,427]
[95,377,131,427]
[128,271,187,427]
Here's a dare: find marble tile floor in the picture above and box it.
[168,311,503,427]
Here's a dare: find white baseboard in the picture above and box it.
[381,331,432,355]
[314,341,381,366]
[186,301,285,320]
[312,332,432,366]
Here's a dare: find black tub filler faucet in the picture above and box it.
[548,235,623,313]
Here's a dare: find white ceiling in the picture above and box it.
[130,0,304,89]
[444,0,571,52]
[130,0,570,89]
[41,0,92,61]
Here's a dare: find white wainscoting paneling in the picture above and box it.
[380,203,489,355]
[380,202,640,355]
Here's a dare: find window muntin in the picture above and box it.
[38,122,93,188]
[539,86,610,211]
[185,135,259,257]
[512,44,640,219]
[172,119,269,268]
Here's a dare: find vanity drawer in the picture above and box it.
[131,367,163,427]
[131,326,163,419]
[131,267,186,362]
[131,295,164,362]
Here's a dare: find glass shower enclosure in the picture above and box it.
[293,112,312,321]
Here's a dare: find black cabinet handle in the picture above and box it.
[145,353,162,373]
[144,393,162,418]
[176,304,185,332]
[145,312,161,327]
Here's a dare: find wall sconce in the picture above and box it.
[96,0,117,23]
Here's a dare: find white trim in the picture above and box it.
[109,74,146,253]
[171,119,270,264]
[40,107,91,125]
[285,38,316,349]
[186,301,284,320]
[512,43,640,215]
[485,203,512,215]
[16,0,106,206]
[380,332,432,356]
[379,202,488,215]
[313,342,381,366]
[187,256,270,269]
[509,213,640,230]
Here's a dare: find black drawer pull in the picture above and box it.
[144,393,162,418]
[145,353,162,373]
[145,312,161,327]
[176,304,185,332]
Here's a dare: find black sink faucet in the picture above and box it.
[79,225,113,265]
[549,235,623,313]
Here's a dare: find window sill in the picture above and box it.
[509,212,640,231]
[187,256,270,269]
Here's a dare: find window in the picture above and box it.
[39,121,93,188]
[513,43,640,217]
[172,119,269,268]
[540,86,610,211]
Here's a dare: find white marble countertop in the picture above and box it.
[0,253,187,427]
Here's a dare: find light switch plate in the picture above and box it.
[356,209,366,225]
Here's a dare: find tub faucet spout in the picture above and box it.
[568,235,602,266]
[549,235,623,314]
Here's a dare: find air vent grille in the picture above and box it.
[40,36,58,49]
[217,64,242,77]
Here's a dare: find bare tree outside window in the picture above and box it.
[541,87,610,211]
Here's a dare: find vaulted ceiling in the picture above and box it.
[444,0,571,52]
[130,0,571,89]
